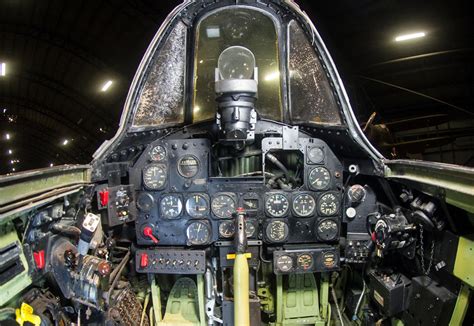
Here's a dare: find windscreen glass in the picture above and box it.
[193,8,282,122]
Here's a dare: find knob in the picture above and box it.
[140,253,149,268]
[143,226,159,244]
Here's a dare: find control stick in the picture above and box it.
[233,208,250,326]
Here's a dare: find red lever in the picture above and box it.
[99,189,109,206]
[143,226,159,244]
[140,253,149,268]
[33,250,45,270]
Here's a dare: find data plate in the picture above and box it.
[135,249,206,274]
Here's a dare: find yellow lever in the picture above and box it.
[15,302,41,326]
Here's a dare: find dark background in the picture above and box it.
[1,0,473,174]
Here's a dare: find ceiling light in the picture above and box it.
[395,32,426,42]
[7,149,12,155]
[12,168,15,172]
[1,62,5,76]
[101,80,113,92]
[62,139,69,146]
[50,163,54,167]
[5,133,10,140]
[194,106,201,112]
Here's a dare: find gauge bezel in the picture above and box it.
[308,166,332,191]
[159,194,183,219]
[265,192,290,218]
[211,193,237,219]
[185,193,210,218]
[265,220,289,243]
[245,220,257,238]
[297,253,314,271]
[315,218,339,241]
[307,146,325,164]
[177,155,200,178]
[292,193,316,217]
[317,191,340,216]
[186,220,211,245]
[136,193,155,212]
[149,145,167,162]
[276,255,293,272]
[142,163,167,190]
[218,220,236,238]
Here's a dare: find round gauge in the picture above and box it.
[297,254,313,271]
[212,194,236,219]
[219,221,235,238]
[186,221,211,245]
[265,193,289,217]
[186,194,209,218]
[150,145,166,162]
[316,218,339,241]
[265,220,289,243]
[142,164,167,190]
[292,194,316,217]
[178,155,200,178]
[245,221,256,238]
[136,193,154,212]
[308,167,331,190]
[318,192,340,216]
[160,195,183,219]
[276,255,293,272]
[308,147,324,164]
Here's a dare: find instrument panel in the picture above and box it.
[130,134,343,247]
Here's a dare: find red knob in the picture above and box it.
[143,226,159,244]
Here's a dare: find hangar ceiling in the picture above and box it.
[1,0,473,174]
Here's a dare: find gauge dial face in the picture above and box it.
[292,194,316,217]
[160,195,183,219]
[150,145,166,162]
[212,194,236,219]
[218,221,235,238]
[276,255,293,272]
[347,184,366,203]
[243,199,259,210]
[142,164,167,190]
[308,167,331,190]
[265,193,289,217]
[308,147,324,164]
[178,155,200,178]
[136,193,154,212]
[318,192,340,216]
[245,221,256,238]
[316,218,339,241]
[186,221,211,245]
[186,194,209,218]
[297,254,313,271]
[265,220,289,242]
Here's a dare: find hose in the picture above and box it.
[330,286,344,326]
[352,279,366,321]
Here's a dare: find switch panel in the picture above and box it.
[135,249,206,274]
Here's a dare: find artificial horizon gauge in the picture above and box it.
[211,194,236,218]
[150,145,167,162]
[178,155,200,178]
[219,220,235,238]
[186,221,211,245]
[316,218,339,241]
[307,147,324,164]
[318,192,340,216]
[142,164,167,190]
[308,166,331,190]
[243,198,259,210]
[292,193,316,217]
[186,194,209,218]
[297,254,313,271]
[160,194,183,219]
[265,220,289,242]
[276,255,293,272]
[265,193,289,217]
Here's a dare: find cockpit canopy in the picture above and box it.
[130,3,342,130]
